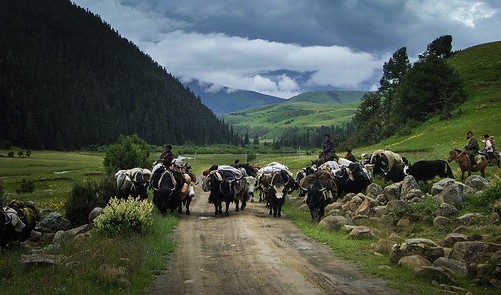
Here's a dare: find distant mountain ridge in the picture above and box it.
[221,90,367,139]
[185,81,285,115]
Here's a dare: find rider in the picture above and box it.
[483,134,495,161]
[160,144,175,166]
[321,134,337,162]
[345,149,357,162]
[464,131,479,168]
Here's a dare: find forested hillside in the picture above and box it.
[0,0,236,150]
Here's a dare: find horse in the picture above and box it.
[448,149,488,181]
[202,170,235,216]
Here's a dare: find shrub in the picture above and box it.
[103,134,151,174]
[16,179,34,194]
[407,195,441,216]
[462,181,501,214]
[65,176,116,226]
[94,197,154,236]
[7,151,14,158]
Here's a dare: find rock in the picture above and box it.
[476,263,491,278]
[53,224,90,244]
[375,194,387,205]
[371,206,386,218]
[390,238,444,264]
[401,175,420,197]
[379,212,399,225]
[21,254,67,267]
[29,230,43,242]
[449,241,501,264]
[431,178,456,195]
[384,183,401,201]
[452,226,468,234]
[365,183,384,198]
[490,212,500,224]
[444,233,468,247]
[397,218,410,227]
[432,257,468,277]
[416,266,457,284]
[88,207,104,224]
[349,226,373,239]
[373,239,398,255]
[97,264,130,287]
[404,189,424,201]
[39,212,72,232]
[435,203,459,218]
[385,200,409,215]
[489,279,501,289]
[325,203,342,215]
[319,215,348,230]
[398,255,431,271]
[356,198,371,216]
[457,213,481,226]
[464,175,489,191]
[433,216,451,226]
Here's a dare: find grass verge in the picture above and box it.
[0,211,177,295]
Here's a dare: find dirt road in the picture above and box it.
[148,189,401,295]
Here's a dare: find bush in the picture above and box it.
[94,197,154,236]
[16,179,34,194]
[103,134,151,174]
[462,181,501,214]
[65,176,116,226]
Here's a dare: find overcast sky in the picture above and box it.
[72,0,500,98]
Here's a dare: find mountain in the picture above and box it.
[0,0,235,149]
[221,90,367,139]
[185,81,285,115]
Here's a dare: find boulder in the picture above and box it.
[349,226,374,239]
[97,264,130,287]
[404,189,424,202]
[88,207,104,224]
[464,175,489,192]
[457,213,481,226]
[385,200,409,215]
[493,200,501,215]
[379,212,399,225]
[401,175,420,197]
[53,224,90,244]
[437,185,464,207]
[319,215,348,231]
[435,203,458,218]
[365,183,384,198]
[21,254,67,267]
[373,233,402,255]
[390,238,445,264]
[355,197,371,216]
[444,233,468,247]
[39,212,72,232]
[432,257,468,277]
[375,194,387,205]
[398,255,431,271]
[416,266,457,284]
[433,216,451,226]
[431,178,456,195]
[396,218,410,227]
[490,212,500,224]
[384,183,401,201]
[450,241,501,264]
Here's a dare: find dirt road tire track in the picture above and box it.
[148,189,401,295]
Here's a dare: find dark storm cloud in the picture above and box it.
[71,0,499,97]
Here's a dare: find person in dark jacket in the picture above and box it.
[320,134,337,162]
[464,131,479,167]
[160,144,175,166]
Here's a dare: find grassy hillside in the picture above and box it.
[288,90,368,104]
[222,91,365,138]
[354,41,501,165]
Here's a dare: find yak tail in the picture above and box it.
[445,162,454,178]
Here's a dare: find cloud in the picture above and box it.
[72,0,500,97]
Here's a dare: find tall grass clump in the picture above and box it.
[95,197,154,236]
[462,181,501,214]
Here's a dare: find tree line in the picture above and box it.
[0,0,239,150]
[350,35,465,146]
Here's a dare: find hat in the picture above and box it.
[324,134,330,137]
[165,144,172,149]
[484,134,490,138]
[466,130,473,135]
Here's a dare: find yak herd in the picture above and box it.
[1,148,496,250]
